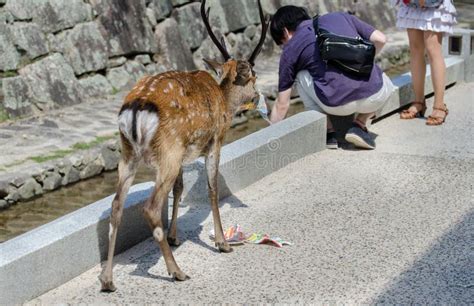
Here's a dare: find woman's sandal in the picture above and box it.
[426,104,449,126]
[400,101,427,119]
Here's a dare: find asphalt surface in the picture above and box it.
[29,83,474,304]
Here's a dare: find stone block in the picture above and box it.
[79,74,114,98]
[203,0,229,34]
[145,7,157,27]
[0,199,8,209]
[150,0,172,21]
[17,178,43,201]
[101,145,120,171]
[5,0,39,20]
[55,22,108,76]
[19,53,85,109]
[145,63,166,76]
[0,180,9,199]
[8,22,49,60]
[79,153,105,180]
[42,171,62,191]
[135,54,152,65]
[0,7,15,24]
[107,60,148,90]
[2,76,33,117]
[91,0,157,57]
[172,2,207,50]
[33,0,92,33]
[107,56,127,68]
[0,24,20,71]
[193,29,229,68]
[220,0,254,32]
[154,18,195,71]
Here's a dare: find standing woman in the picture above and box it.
[396,0,457,125]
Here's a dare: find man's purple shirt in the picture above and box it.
[278,12,383,107]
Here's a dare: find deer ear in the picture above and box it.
[203,58,224,78]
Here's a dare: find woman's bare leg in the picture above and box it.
[407,29,427,111]
[424,30,447,119]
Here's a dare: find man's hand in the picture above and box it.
[270,88,292,124]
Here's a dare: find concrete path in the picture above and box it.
[29,82,474,304]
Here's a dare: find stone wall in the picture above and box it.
[0,0,397,118]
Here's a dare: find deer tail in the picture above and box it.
[118,100,159,156]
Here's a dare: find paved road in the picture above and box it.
[29,83,474,304]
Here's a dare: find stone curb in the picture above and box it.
[0,111,326,305]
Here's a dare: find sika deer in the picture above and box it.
[99,0,270,291]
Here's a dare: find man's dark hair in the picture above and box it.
[270,5,311,45]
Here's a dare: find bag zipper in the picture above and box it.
[324,42,370,49]
[333,60,364,73]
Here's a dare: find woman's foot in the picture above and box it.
[400,101,427,119]
[426,104,448,126]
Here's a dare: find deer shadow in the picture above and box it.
[97,166,248,282]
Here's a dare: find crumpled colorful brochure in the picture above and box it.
[245,233,292,248]
[209,224,291,248]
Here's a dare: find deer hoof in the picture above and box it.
[216,242,233,253]
[171,270,190,281]
[99,278,117,292]
[167,236,181,246]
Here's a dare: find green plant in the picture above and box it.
[111,87,120,95]
[0,109,9,123]
[71,135,116,150]
[0,71,17,78]
[29,149,74,163]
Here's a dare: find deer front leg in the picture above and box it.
[144,165,189,281]
[99,159,138,292]
[167,168,183,246]
[205,148,232,253]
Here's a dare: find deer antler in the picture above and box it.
[201,0,231,61]
[248,0,271,66]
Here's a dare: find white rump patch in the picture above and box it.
[118,109,159,156]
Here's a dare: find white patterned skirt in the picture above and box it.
[396,0,457,33]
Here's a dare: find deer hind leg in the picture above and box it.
[99,157,138,292]
[206,149,232,253]
[167,167,183,246]
[144,158,189,281]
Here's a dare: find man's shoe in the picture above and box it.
[326,131,338,149]
[345,124,376,150]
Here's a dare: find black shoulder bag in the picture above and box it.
[313,16,376,76]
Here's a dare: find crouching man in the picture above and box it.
[270,6,395,150]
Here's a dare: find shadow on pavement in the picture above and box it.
[97,168,248,282]
[373,209,474,304]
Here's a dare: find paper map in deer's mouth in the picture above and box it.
[256,93,271,124]
[241,101,256,111]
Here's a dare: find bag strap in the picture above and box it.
[312,15,320,35]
